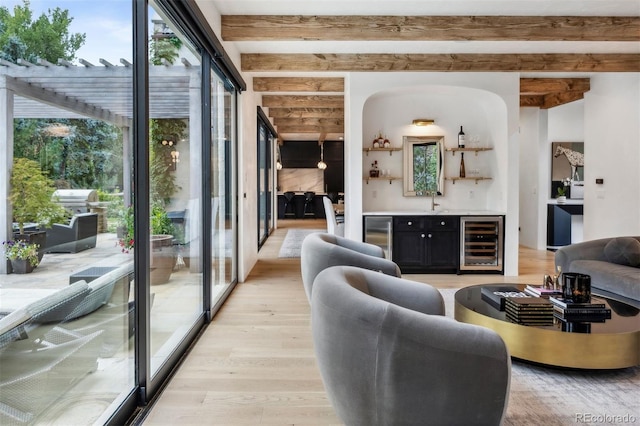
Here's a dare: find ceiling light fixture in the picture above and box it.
[317,142,327,170]
[412,119,435,126]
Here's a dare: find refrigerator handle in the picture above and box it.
[387,221,393,259]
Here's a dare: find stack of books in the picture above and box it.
[549,297,612,322]
[523,285,563,298]
[480,285,528,311]
[504,297,554,326]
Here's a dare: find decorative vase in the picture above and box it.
[10,259,36,274]
[557,196,567,204]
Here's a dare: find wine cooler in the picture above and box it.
[460,216,504,273]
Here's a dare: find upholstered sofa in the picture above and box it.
[43,212,98,253]
[555,236,640,305]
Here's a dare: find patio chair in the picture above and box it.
[0,329,103,425]
[43,213,98,253]
[0,281,90,353]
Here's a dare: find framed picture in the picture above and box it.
[551,142,584,199]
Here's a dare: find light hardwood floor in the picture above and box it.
[141,219,555,425]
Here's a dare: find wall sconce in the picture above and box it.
[317,142,327,170]
[412,119,435,126]
[170,150,180,171]
[161,138,175,146]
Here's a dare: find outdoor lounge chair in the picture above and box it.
[43,212,98,253]
[0,281,103,424]
[0,281,91,353]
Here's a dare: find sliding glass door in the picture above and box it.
[257,108,276,248]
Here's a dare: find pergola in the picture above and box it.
[0,57,202,273]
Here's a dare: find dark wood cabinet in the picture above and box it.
[392,216,459,273]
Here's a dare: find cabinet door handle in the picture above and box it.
[428,233,432,238]
[407,221,413,226]
[421,233,425,238]
[440,221,446,226]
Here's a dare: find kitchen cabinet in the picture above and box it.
[392,216,459,273]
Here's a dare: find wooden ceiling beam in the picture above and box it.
[519,91,586,108]
[262,95,344,108]
[268,107,344,119]
[243,53,640,72]
[520,94,545,108]
[253,77,344,92]
[223,15,639,42]
[520,78,590,94]
[273,117,344,127]
[275,124,344,133]
[541,91,587,109]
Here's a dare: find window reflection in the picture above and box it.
[1,1,134,424]
[147,5,203,377]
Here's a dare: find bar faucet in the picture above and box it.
[429,191,440,211]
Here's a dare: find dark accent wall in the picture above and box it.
[279,141,344,193]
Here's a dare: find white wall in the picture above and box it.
[519,74,640,249]
[584,74,640,238]
[196,1,259,281]
[362,88,502,212]
[347,73,520,276]
[519,107,545,249]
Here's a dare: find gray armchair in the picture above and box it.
[311,266,511,426]
[43,213,98,253]
[300,232,401,304]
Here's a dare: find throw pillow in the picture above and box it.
[604,237,640,267]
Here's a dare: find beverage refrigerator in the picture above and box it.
[459,216,504,273]
[364,216,393,259]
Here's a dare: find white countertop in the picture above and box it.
[363,210,505,216]
[547,199,584,205]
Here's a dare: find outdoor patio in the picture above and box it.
[0,232,210,425]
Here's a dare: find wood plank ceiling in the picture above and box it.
[221,14,640,141]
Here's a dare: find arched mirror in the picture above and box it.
[403,135,445,196]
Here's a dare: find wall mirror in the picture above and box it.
[403,135,445,196]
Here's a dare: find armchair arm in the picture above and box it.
[335,235,385,258]
[336,266,444,316]
[377,308,510,425]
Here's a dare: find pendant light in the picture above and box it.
[317,142,327,170]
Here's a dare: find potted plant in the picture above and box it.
[556,177,571,204]
[9,158,70,261]
[2,240,40,273]
[117,203,176,284]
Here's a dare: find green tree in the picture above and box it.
[0,0,85,63]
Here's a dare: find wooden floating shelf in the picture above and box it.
[363,147,402,156]
[446,147,493,156]
[364,176,401,184]
[446,177,492,184]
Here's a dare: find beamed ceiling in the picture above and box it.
[205,0,640,142]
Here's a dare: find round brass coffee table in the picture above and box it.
[454,284,640,369]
